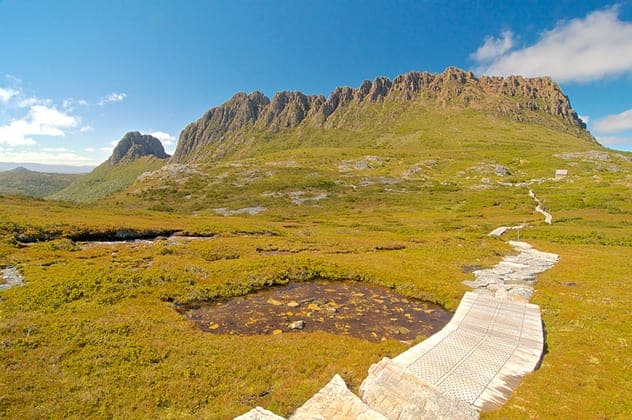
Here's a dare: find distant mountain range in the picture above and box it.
[4,66,607,203]
[0,162,94,173]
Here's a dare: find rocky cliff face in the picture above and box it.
[171,67,589,162]
[109,132,169,165]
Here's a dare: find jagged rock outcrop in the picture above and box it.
[171,67,590,162]
[109,132,169,165]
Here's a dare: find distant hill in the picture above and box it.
[0,162,94,173]
[0,167,80,198]
[50,132,169,202]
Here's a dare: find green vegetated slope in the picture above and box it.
[1,70,631,418]
[0,167,80,198]
[49,156,166,203]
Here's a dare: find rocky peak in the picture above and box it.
[171,67,590,162]
[109,132,169,165]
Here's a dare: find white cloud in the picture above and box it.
[579,115,590,124]
[0,105,79,146]
[149,131,175,145]
[593,109,632,133]
[84,147,95,152]
[17,96,51,108]
[62,98,88,110]
[0,149,100,166]
[471,30,514,62]
[99,147,112,152]
[473,7,632,82]
[110,140,119,146]
[79,125,94,132]
[597,136,632,146]
[0,87,18,103]
[42,147,68,152]
[98,92,127,105]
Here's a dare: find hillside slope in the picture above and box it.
[0,167,80,198]
[50,132,169,202]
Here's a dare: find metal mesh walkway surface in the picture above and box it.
[393,292,543,410]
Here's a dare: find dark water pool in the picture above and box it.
[176,281,452,343]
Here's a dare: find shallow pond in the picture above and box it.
[176,281,452,343]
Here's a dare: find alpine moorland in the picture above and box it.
[1,68,630,418]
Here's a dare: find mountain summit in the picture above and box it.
[109,132,169,165]
[171,67,591,163]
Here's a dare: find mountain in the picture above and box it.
[171,67,592,163]
[109,131,170,164]
[0,167,80,198]
[50,132,169,202]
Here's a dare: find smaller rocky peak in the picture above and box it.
[263,91,321,128]
[368,77,393,102]
[441,66,476,83]
[109,132,169,165]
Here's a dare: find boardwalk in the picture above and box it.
[393,292,544,410]
[237,240,559,419]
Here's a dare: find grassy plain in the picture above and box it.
[1,107,631,418]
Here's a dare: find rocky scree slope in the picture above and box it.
[172,67,592,162]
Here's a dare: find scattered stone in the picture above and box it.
[267,298,283,306]
[291,374,386,419]
[235,406,286,420]
[272,330,282,335]
[289,320,305,330]
[495,165,510,176]
[287,301,299,308]
[214,207,267,216]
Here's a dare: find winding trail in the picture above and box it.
[489,190,552,237]
[529,190,553,225]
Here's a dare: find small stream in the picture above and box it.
[0,267,24,291]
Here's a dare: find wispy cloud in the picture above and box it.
[79,125,94,132]
[472,7,632,82]
[596,136,632,146]
[97,92,127,105]
[62,98,88,110]
[0,149,100,166]
[471,30,514,62]
[578,115,590,124]
[593,109,632,133]
[149,131,175,145]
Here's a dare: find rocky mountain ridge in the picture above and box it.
[171,67,590,162]
[109,132,169,165]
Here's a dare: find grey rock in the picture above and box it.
[109,132,169,164]
[289,320,305,330]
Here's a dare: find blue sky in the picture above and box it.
[1,0,631,169]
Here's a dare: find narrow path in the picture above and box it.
[529,190,552,224]
[489,190,552,237]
